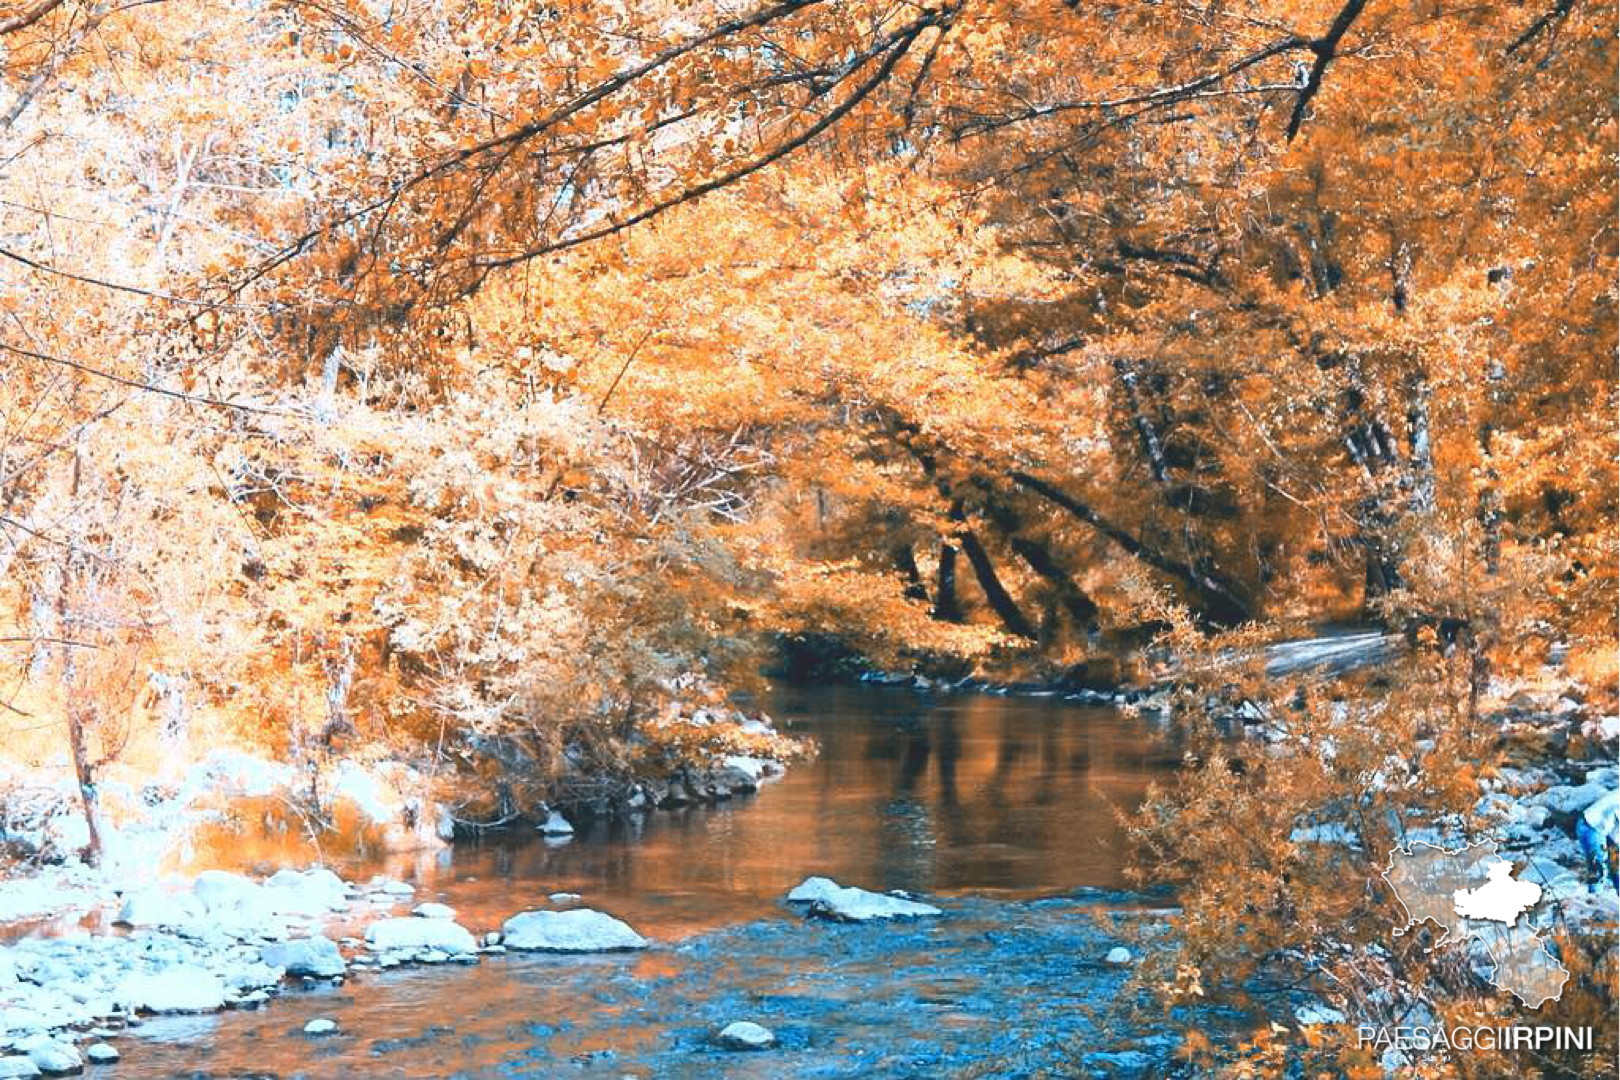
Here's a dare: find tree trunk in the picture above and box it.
[956,525,1038,640]
[1009,470,1252,626]
[932,540,962,622]
[975,487,1101,631]
[65,697,103,866]
[892,542,930,603]
[58,437,102,866]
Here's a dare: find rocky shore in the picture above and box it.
[0,867,975,1076]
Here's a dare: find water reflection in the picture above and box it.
[392,683,1179,940]
[98,683,1185,1079]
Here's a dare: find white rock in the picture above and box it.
[1295,1004,1346,1026]
[787,879,942,922]
[537,810,574,836]
[0,1057,40,1078]
[379,880,415,897]
[191,871,276,918]
[547,893,581,904]
[1105,947,1133,965]
[1539,780,1612,814]
[1289,823,1359,845]
[260,936,346,978]
[83,1045,117,1065]
[115,965,225,1013]
[302,1018,338,1036]
[113,890,205,928]
[412,902,456,920]
[363,917,475,955]
[501,909,647,952]
[716,1020,776,1050]
[784,876,843,905]
[264,868,349,915]
[720,756,769,781]
[24,1041,78,1076]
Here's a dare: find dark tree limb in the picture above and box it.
[975,488,1101,630]
[1009,470,1251,627]
[1286,0,1369,141]
[954,521,1038,640]
[1506,0,1576,54]
[933,539,962,622]
[892,542,930,603]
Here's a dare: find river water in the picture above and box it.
[113,682,1194,1079]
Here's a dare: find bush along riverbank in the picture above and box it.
[0,692,799,932]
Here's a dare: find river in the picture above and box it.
[110,682,1196,1079]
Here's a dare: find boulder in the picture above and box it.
[114,966,226,1013]
[716,1020,776,1050]
[412,902,456,920]
[302,1018,338,1036]
[785,877,942,922]
[191,871,273,917]
[1104,947,1132,966]
[83,1045,117,1065]
[537,810,574,837]
[21,1040,78,1076]
[260,936,346,978]
[0,1058,40,1079]
[784,876,842,905]
[363,917,476,955]
[501,909,647,952]
[710,766,758,795]
[113,890,204,929]
[264,868,349,914]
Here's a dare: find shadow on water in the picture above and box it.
[108,682,1190,1079]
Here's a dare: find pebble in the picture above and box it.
[302,1017,338,1036]
[716,1020,776,1050]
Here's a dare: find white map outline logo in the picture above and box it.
[1381,839,1569,1009]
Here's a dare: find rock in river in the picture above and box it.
[302,1018,338,1036]
[115,965,226,1013]
[785,877,942,922]
[537,809,575,837]
[83,1045,117,1065]
[716,1021,776,1051]
[114,890,205,929]
[11,1037,78,1077]
[0,1058,40,1079]
[501,909,648,952]
[261,935,346,978]
[364,917,476,956]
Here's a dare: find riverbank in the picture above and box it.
[0,684,1182,1076]
[0,674,1612,1077]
